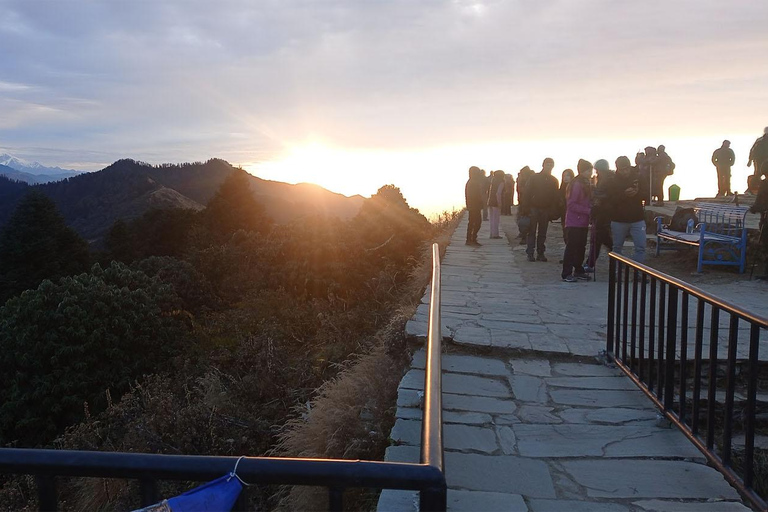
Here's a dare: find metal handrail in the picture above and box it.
[0,243,448,511]
[608,252,768,328]
[607,252,768,512]
[421,243,444,472]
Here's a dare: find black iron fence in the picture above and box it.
[607,252,768,511]
[0,245,446,512]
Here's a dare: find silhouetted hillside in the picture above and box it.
[0,159,364,241]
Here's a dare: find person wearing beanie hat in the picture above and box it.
[464,166,484,246]
[561,159,593,282]
[608,156,647,263]
[517,166,535,241]
[586,159,616,272]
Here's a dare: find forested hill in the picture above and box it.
[0,158,365,241]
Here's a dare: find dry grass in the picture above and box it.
[273,212,461,511]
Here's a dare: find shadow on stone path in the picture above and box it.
[379,213,750,512]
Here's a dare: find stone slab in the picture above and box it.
[445,452,556,498]
[447,489,527,512]
[443,393,517,414]
[496,425,517,455]
[412,350,509,376]
[516,405,562,424]
[546,376,638,391]
[514,424,702,459]
[510,358,552,377]
[558,407,658,425]
[553,362,623,377]
[390,419,420,446]
[528,499,630,512]
[550,388,649,408]
[561,460,741,499]
[632,499,752,511]
[508,375,548,403]
[443,373,511,397]
[445,424,498,453]
[397,389,422,408]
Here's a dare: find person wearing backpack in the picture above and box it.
[712,140,735,197]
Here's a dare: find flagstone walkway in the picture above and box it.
[378,214,750,512]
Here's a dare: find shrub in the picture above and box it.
[0,262,188,446]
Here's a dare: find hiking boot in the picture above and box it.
[536,254,548,262]
[527,254,536,262]
[575,273,591,281]
[562,275,578,283]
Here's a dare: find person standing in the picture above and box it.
[585,158,615,272]
[749,162,768,279]
[651,145,675,205]
[516,166,535,241]
[482,170,491,221]
[747,127,768,193]
[559,169,574,242]
[488,170,505,239]
[465,166,484,246]
[637,147,655,204]
[610,156,648,263]
[712,140,735,197]
[561,160,593,282]
[502,173,514,215]
[524,158,559,262]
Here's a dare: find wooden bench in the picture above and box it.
[655,203,750,273]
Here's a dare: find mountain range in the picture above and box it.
[0,158,365,242]
[0,154,84,184]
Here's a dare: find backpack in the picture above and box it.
[669,207,697,232]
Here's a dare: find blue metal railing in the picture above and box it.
[0,243,447,511]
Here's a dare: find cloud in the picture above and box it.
[0,0,766,170]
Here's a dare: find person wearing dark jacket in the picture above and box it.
[585,158,615,272]
[749,162,768,280]
[653,145,675,205]
[524,158,559,262]
[517,166,535,241]
[465,166,484,246]
[488,170,505,239]
[558,169,574,242]
[610,156,648,263]
[712,140,735,197]
[747,128,768,194]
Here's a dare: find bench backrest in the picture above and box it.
[694,203,749,237]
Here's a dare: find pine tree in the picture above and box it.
[202,169,272,239]
[0,190,90,304]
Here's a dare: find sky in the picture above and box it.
[1,0,767,216]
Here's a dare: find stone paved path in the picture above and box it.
[378,214,750,512]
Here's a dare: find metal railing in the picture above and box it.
[0,243,447,512]
[607,252,768,511]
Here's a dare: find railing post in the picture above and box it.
[420,485,447,512]
[607,255,616,355]
[35,475,57,512]
[328,487,344,512]
[139,478,158,507]
[664,286,678,411]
